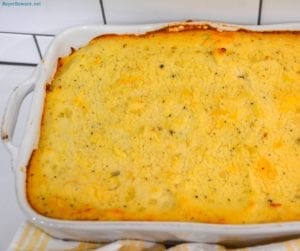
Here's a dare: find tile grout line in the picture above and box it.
[99,0,107,24]
[33,35,42,60]
[0,61,37,67]
[0,31,55,37]
[257,0,263,25]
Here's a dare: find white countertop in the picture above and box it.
[0,0,299,249]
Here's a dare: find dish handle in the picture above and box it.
[1,76,35,160]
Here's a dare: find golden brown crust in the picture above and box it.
[92,24,300,42]
[26,25,300,222]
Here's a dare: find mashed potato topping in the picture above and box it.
[27,26,300,223]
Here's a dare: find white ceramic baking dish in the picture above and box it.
[1,21,300,247]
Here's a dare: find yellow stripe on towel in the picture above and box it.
[23,227,43,250]
[14,224,32,251]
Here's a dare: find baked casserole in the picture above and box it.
[27,25,300,223]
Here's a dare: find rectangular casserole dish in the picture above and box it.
[1,21,300,247]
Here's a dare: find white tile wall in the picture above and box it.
[102,0,260,25]
[0,34,40,63]
[0,0,104,34]
[36,36,54,56]
[261,0,300,24]
[0,65,35,251]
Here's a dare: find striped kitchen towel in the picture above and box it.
[8,222,300,251]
